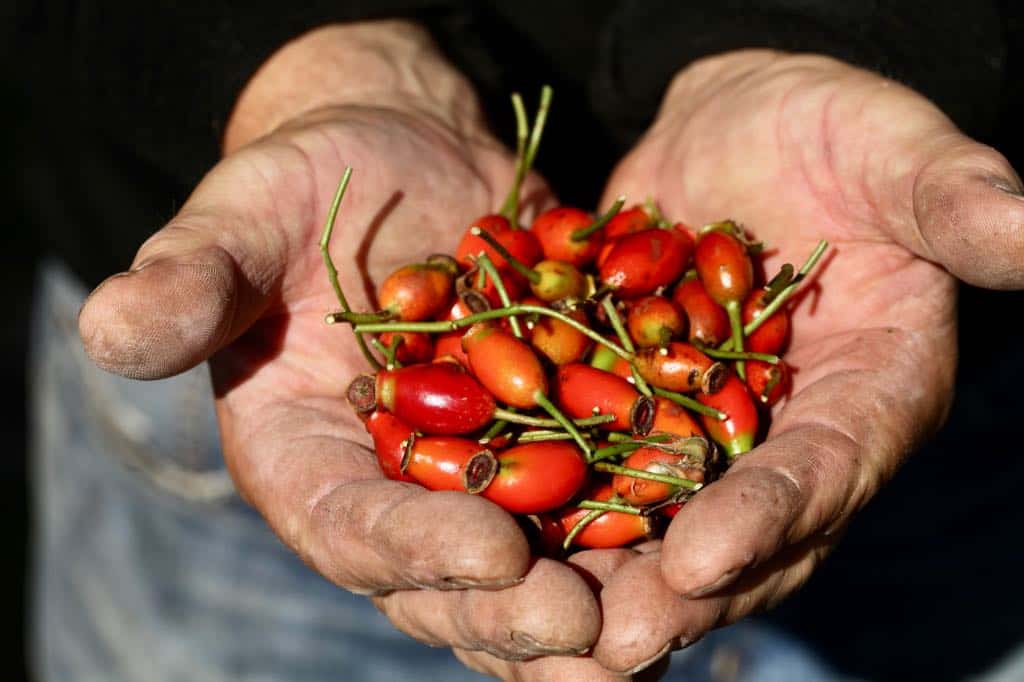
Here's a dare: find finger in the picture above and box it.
[661,323,952,597]
[372,559,599,660]
[595,540,834,673]
[909,137,1024,289]
[78,141,317,380]
[225,399,531,593]
[454,648,670,681]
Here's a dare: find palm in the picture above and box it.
[211,108,510,460]
[587,53,976,670]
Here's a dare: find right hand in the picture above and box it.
[78,21,618,675]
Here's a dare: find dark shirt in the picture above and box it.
[11,2,1024,680]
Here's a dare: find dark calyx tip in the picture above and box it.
[463,450,498,494]
[702,362,728,395]
[346,374,377,414]
[630,395,657,437]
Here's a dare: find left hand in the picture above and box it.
[585,49,1024,672]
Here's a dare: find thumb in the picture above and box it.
[78,147,308,380]
[907,135,1024,290]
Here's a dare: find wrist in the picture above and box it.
[224,20,487,153]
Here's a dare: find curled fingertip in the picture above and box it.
[624,641,673,675]
[682,566,745,598]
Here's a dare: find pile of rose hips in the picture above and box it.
[324,87,827,555]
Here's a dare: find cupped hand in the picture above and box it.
[589,50,1024,672]
[77,22,604,671]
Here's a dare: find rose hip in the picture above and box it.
[483,442,588,513]
[365,410,417,483]
[672,276,730,347]
[651,396,705,438]
[599,228,694,299]
[403,436,498,494]
[604,204,653,239]
[454,214,543,272]
[361,363,496,435]
[432,331,471,368]
[588,343,635,381]
[531,206,605,267]
[378,257,457,321]
[377,331,433,365]
[695,224,755,373]
[633,342,726,394]
[612,447,705,506]
[557,483,652,549]
[743,288,791,355]
[626,296,687,348]
[526,300,592,366]
[554,363,654,434]
[462,324,548,409]
[745,359,791,407]
[697,374,759,458]
[529,259,589,302]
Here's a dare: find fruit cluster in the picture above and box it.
[324,87,827,555]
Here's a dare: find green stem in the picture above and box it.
[588,441,646,464]
[726,299,746,380]
[353,304,632,361]
[570,196,626,242]
[720,240,829,350]
[593,462,702,490]
[326,311,394,325]
[534,391,591,457]
[318,167,381,370]
[478,417,510,444]
[500,86,552,223]
[763,264,795,304]
[601,296,653,398]
[516,431,577,443]
[606,433,672,444]
[644,197,669,228]
[491,409,614,429]
[563,508,606,551]
[475,253,524,338]
[578,500,643,515]
[694,343,779,364]
[652,386,726,420]
[470,227,540,284]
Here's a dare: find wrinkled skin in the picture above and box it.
[77,22,614,679]
[584,50,1024,672]
[77,24,1024,681]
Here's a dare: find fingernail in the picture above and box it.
[684,566,743,598]
[511,631,588,657]
[625,641,673,675]
[438,575,525,590]
[991,180,1024,198]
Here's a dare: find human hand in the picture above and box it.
[77,21,604,671]
[586,50,1024,672]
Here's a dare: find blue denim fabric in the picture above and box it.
[29,261,842,681]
